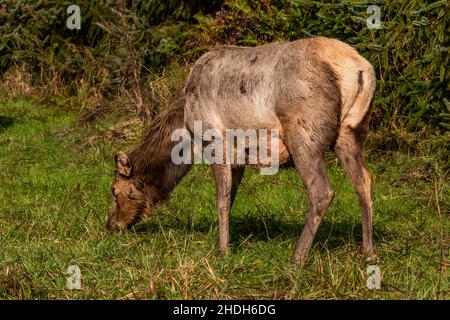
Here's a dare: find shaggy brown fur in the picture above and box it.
[106,97,191,230]
[129,97,190,196]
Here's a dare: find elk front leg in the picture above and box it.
[230,166,245,206]
[211,165,245,256]
[211,164,233,256]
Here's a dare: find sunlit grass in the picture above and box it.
[0,98,448,299]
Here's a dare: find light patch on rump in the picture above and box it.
[315,37,376,129]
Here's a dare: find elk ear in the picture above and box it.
[115,151,132,177]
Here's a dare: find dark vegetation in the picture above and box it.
[0,0,448,134]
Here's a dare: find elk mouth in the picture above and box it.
[106,210,143,233]
[106,219,138,233]
[106,218,119,233]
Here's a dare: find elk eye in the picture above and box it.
[134,179,145,189]
[111,187,116,196]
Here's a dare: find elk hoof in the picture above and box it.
[218,248,228,257]
[361,247,377,262]
[290,254,306,268]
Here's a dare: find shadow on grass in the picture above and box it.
[133,212,389,252]
[0,116,16,132]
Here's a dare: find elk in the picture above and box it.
[107,36,376,266]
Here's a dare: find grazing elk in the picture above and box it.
[107,36,376,266]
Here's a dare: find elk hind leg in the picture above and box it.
[334,126,375,260]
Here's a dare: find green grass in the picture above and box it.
[0,98,448,299]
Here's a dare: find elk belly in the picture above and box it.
[200,127,291,175]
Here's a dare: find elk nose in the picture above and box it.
[106,219,116,233]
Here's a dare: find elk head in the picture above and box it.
[106,151,156,231]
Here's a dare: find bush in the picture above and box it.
[0,0,448,133]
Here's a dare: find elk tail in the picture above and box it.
[340,66,376,130]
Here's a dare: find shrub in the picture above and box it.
[0,0,448,133]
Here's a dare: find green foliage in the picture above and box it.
[0,0,221,94]
[0,0,448,132]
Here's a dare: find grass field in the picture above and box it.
[0,98,448,299]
